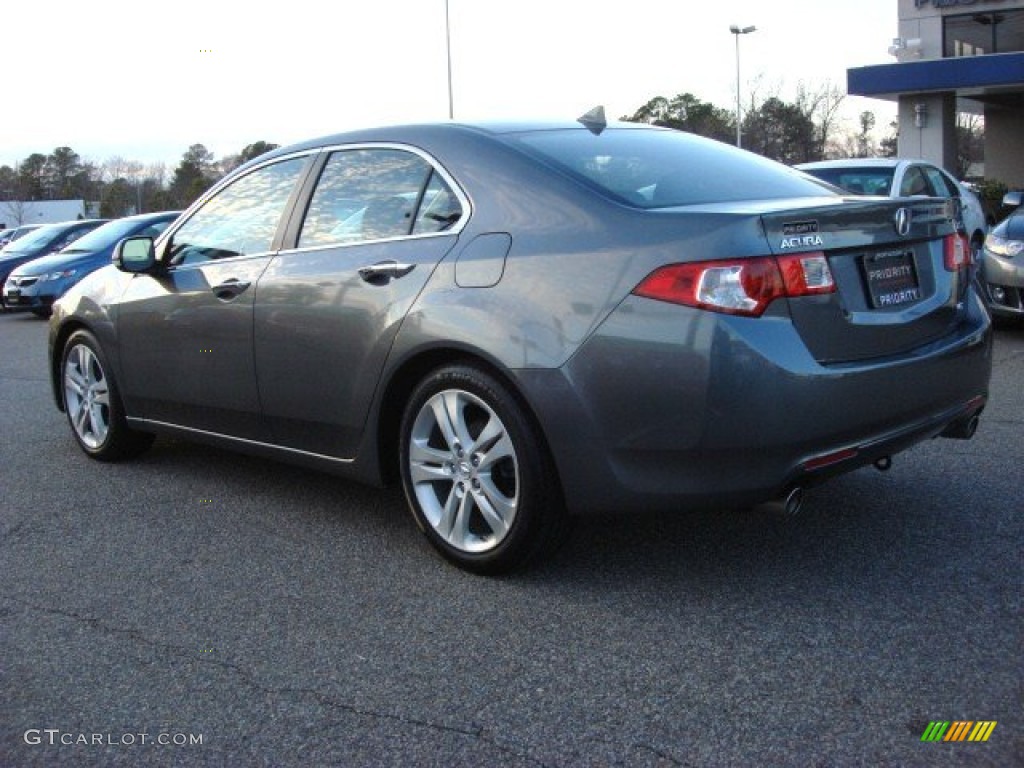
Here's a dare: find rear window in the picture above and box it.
[504,127,836,208]
[801,167,895,196]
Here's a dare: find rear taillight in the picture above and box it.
[944,232,971,271]
[633,253,835,317]
[777,252,835,295]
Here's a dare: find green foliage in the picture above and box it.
[18,154,47,199]
[976,178,1011,221]
[879,121,898,158]
[622,93,734,144]
[239,141,279,164]
[100,179,136,218]
[742,97,816,164]
[169,144,219,208]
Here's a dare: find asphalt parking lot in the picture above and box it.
[1,310,1021,767]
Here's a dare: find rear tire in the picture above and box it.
[61,330,154,461]
[399,364,569,574]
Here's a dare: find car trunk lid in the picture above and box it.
[759,197,967,364]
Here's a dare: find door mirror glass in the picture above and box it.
[114,236,155,273]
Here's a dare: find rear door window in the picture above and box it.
[298,149,459,248]
[899,166,931,196]
[923,166,960,199]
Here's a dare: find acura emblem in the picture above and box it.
[894,207,911,237]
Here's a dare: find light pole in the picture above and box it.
[445,0,454,119]
[730,24,756,148]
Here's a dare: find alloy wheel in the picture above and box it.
[407,388,519,554]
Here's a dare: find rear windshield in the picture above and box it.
[800,167,895,196]
[503,127,836,208]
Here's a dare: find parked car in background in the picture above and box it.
[4,211,180,316]
[0,224,41,250]
[978,190,1024,322]
[796,158,989,257]
[0,220,107,308]
[49,120,991,573]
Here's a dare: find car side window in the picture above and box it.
[412,171,462,235]
[298,149,446,248]
[923,166,959,199]
[900,166,931,197]
[168,157,306,266]
[54,228,89,250]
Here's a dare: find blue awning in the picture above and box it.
[848,53,1024,97]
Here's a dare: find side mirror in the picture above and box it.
[1002,191,1022,208]
[113,236,156,273]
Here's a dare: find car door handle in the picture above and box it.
[358,261,416,282]
[211,279,251,301]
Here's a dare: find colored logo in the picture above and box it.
[921,721,997,742]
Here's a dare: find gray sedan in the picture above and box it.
[48,119,992,573]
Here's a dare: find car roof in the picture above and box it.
[116,210,182,223]
[245,120,653,170]
[797,159,904,170]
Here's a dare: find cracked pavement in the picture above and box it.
[1,311,1021,767]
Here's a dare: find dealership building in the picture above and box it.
[848,0,1024,186]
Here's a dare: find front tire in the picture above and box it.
[399,365,567,574]
[61,330,154,461]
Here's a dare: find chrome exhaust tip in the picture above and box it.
[759,486,804,516]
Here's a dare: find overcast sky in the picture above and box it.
[1,0,899,169]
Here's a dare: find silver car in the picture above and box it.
[796,158,990,258]
[49,120,992,573]
[979,191,1024,320]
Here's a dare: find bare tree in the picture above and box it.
[1,199,36,226]
[101,156,144,184]
[145,162,167,189]
[795,82,846,159]
[955,114,984,179]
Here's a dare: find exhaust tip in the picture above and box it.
[783,486,804,516]
[757,486,805,516]
[941,413,981,440]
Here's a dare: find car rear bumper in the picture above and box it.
[517,291,993,515]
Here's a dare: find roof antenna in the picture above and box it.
[578,105,607,135]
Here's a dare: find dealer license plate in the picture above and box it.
[862,250,920,309]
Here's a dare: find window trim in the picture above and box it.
[282,142,472,256]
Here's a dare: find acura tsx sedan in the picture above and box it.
[49,118,992,573]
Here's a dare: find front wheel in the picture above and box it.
[399,365,568,574]
[61,330,154,461]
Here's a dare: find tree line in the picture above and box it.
[622,83,896,164]
[622,83,983,175]
[0,141,278,223]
